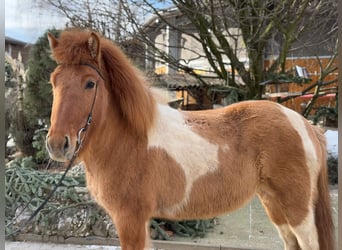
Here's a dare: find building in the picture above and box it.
[5,36,32,64]
[143,6,337,116]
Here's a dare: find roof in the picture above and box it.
[143,7,180,29]
[5,36,31,46]
[149,73,226,90]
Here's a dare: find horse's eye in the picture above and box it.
[85,81,95,89]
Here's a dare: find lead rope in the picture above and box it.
[5,82,98,239]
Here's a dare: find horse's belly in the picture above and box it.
[154,170,258,220]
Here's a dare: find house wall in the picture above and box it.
[154,28,169,74]
[153,24,248,75]
[5,38,31,64]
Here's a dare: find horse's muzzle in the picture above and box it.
[46,134,75,162]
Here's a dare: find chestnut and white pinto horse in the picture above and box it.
[46,29,334,250]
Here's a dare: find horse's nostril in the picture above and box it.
[64,136,70,152]
[46,134,73,162]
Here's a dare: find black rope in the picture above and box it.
[5,151,80,239]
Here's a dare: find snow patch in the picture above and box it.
[325,130,338,157]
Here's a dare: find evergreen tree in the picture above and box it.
[25,28,59,124]
[10,28,60,160]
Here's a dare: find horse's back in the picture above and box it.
[183,100,318,156]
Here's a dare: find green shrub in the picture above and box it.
[32,128,49,164]
[5,163,215,239]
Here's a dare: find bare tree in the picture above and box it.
[126,0,337,99]
[35,0,139,42]
[36,0,337,100]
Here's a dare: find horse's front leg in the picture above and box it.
[114,212,150,250]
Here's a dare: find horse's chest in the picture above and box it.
[84,168,107,207]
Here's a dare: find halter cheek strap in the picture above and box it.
[75,81,98,153]
[73,62,103,153]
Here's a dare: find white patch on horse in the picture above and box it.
[148,104,219,214]
[276,225,298,249]
[280,105,319,203]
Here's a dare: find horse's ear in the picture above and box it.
[48,33,59,49]
[88,32,101,60]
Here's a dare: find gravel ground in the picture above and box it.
[5,242,118,250]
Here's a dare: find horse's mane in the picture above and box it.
[50,29,156,137]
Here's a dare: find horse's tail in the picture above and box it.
[314,127,335,250]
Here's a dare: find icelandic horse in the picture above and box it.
[46,29,334,250]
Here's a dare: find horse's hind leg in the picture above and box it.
[258,193,300,250]
[277,209,319,250]
[288,208,319,250]
[277,225,300,250]
[258,192,319,250]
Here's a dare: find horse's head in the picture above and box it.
[46,30,155,162]
[46,31,107,162]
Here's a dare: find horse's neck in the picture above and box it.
[82,78,157,169]
[83,109,149,166]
